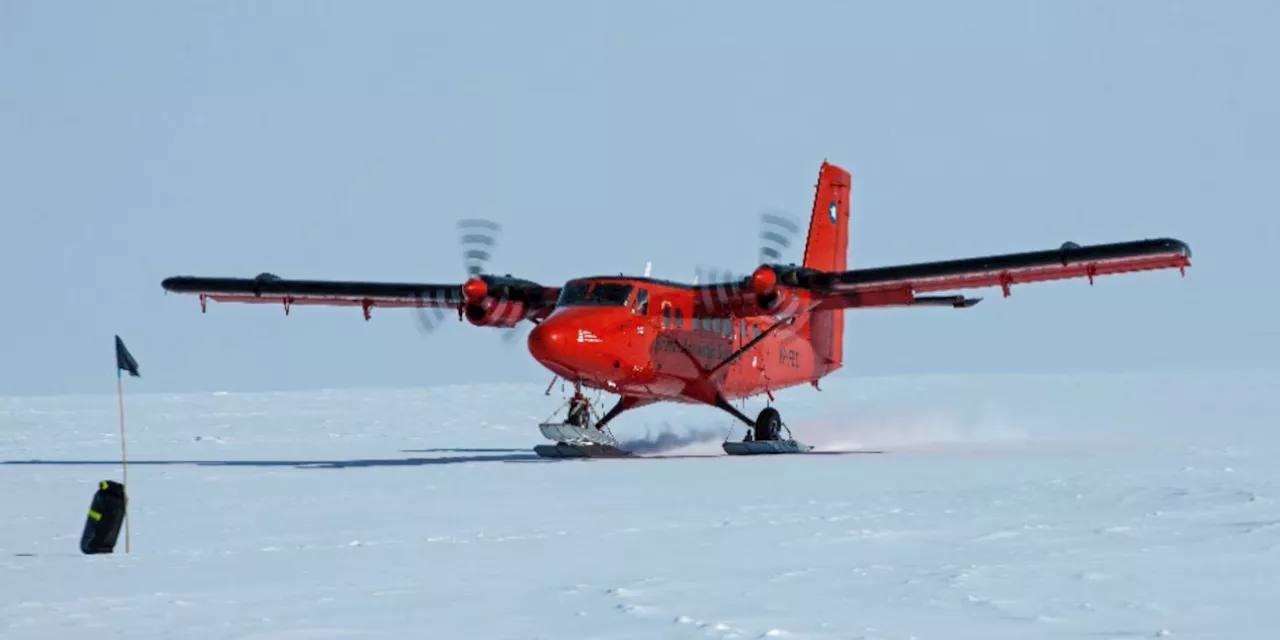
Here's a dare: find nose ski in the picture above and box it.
[533,391,633,458]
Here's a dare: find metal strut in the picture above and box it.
[714,395,755,427]
[706,304,815,376]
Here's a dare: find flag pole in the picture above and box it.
[117,369,130,553]
[113,334,139,554]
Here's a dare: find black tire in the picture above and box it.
[754,407,781,441]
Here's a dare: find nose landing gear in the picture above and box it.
[534,386,633,458]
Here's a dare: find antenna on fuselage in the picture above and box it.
[644,261,652,277]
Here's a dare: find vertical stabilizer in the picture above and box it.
[802,161,851,272]
[801,161,851,376]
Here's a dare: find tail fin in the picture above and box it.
[802,160,851,272]
[801,161,851,376]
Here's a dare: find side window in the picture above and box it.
[675,308,683,328]
[662,303,671,327]
[740,320,747,340]
[635,288,649,315]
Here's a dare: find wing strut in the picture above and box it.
[706,302,818,377]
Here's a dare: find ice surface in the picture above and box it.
[3,370,1279,639]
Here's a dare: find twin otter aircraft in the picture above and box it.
[161,161,1192,458]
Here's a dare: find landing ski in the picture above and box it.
[534,420,633,459]
[533,441,633,458]
[722,438,813,455]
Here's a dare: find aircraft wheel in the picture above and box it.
[754,407,781,441]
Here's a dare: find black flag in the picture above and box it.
[115,335,139,378]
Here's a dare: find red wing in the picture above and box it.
[797,237,1192,310]
[161,273,560,322]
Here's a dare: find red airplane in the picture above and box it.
[161,160,1192,458]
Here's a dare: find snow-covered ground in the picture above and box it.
[3,369,1279,639]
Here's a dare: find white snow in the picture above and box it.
[3,369,1279,639]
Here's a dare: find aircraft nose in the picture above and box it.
[527,321,569,365]
[526,308,634,383]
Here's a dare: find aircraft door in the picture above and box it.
[629,287,650,350]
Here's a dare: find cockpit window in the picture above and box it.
[556,282,634,307]
[557,284,590,305]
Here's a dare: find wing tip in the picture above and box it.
[1164,237,1192,260]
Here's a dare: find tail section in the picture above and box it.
[802,160,851,272]
[801,161,851,376]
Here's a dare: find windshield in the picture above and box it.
[557,282,634,307]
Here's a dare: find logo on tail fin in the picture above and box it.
[828,201,838,223]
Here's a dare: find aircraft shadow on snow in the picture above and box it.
[0,450,544,469]
[1,429,882,469]
[0,446,713,469]
[0,449,880,470]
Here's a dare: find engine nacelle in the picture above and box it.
[751,265,780,311]
[464,298,527,327]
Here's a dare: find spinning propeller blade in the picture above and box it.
[695,210,804,309]
[459,218,501,277]
[759,210,801,264]
[413,218,527,345]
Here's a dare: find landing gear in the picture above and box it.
[754,406,782,441]
[533,387,634,458]
[722,404,812,455]
[530,382,811,459]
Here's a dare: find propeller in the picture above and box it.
[413,218,529,345]
[758,209,801,264]
[460,218,500,277]
[694,209,804,310]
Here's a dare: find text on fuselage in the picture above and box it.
[779,348,800,369]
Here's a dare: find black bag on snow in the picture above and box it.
[80,480,126,554]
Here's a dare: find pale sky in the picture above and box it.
[1,1,1274,396]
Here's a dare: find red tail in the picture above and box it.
[802,161,851,272]
[802,161,851,376]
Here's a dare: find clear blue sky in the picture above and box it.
[1,1,1274,396]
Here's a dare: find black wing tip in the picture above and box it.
[1160,237,1192,259]
[1063,237,1192,259]
[161,276,190,291]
